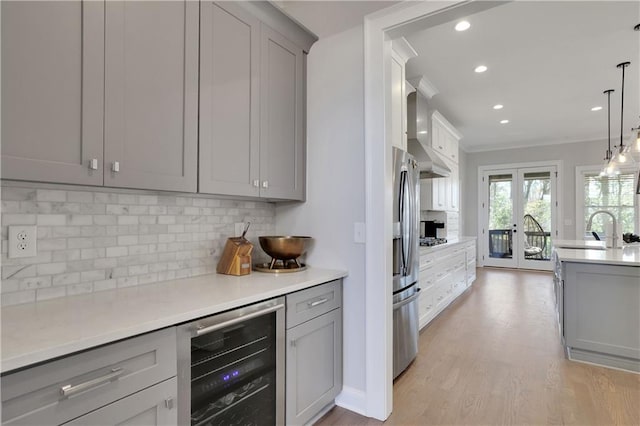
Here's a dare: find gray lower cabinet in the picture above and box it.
[1,328,177,425]
[64,378,177,426]
[286,280,343,425]
[1,0,198,192]
[199,1,306,201]
[563,262,640,371]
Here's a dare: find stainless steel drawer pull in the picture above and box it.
[60,367,124,397]
[195,304,284,336]
[308,298,328,307]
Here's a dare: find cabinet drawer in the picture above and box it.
[2,328,176,425]
[64,377,177,425]
[286,280,342,329]
[419,285,435,318]
[419,266,435,290]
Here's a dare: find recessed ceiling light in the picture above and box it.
[455,21,471,31]
[500,120,509,124]
[493,104,504,110]
[591,106,603,111]
[474,65,488,73]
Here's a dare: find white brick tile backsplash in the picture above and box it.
[36,286,67,301]
[106,246,128,257]
[36,189,67,202]
[1,182,275,306]
[37,263,67,275]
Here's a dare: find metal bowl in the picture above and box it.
[258,236,311,260]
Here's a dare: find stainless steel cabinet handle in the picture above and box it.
[253,180,260,188]
[60,368,124,397]
[195,304,284,336]
[112,161,120,173]
[165,398,174,410]
[308,298,328,307]
[89,158,99,170]
[262,181,269,189]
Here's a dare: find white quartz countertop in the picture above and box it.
[1,267,347,373]
[419,236,476,255]
[553,239,606,250]
[554,244,640,267]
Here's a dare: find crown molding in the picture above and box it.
[391,37,417,63]
[406,75,439,99]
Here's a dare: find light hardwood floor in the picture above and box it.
[317,267,640,425]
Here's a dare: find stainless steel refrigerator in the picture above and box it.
[392,146,420,379]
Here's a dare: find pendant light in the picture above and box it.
[600,89,618,177]
[625,120,640,162]
[609,61,635,168]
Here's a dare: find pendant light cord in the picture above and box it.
[605,89,614,159]
[617,61,631,150]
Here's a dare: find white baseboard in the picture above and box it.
[334,386,367,416]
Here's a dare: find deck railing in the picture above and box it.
[488,229,552,261]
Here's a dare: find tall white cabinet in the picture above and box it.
[390,38,417,151]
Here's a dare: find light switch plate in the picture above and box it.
[8,225,37,258]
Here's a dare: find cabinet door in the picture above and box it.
[104,0,198,192]
[64,378,177,426]
[199,1,260,196]
[260,25,305,200]
[431,120,447,157]
[448,161,459,211]
[390,50,406,151]
[286,309,342,426]
[1,0,104,185]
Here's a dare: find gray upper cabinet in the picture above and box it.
[104,0,198,192]
[260,25,305,201]
[1,0,198,193]
[199,1,261,197]
[199,2,306,201]
[1,0,104,186]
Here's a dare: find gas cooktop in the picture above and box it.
[419,237,447,247]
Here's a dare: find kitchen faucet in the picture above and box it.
[586,210,618,248]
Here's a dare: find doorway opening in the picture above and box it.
[479,163,560,271]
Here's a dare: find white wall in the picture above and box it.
[463,139,604,240]
[275,26,367,409]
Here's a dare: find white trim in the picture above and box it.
[335,386,368,416]
[363,1,467,420]
[406,75,439,99]
[391,37,417,63]
[574,165,640,239]
[432,110,463,140]
[477,161,563,269]
[462,136,606,153]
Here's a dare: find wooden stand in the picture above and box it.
[217,237,253,276]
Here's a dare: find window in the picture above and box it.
[576,167,639,238]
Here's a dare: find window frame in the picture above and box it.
[575,165,640,239]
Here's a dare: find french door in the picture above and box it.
[481,166,557,271]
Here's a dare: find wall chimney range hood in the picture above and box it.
[406,91,451,178]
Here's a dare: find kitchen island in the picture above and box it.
[553,242,640,372]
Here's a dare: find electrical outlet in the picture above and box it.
[8,226,37,258]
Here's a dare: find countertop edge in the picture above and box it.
[1,268,347,374]
[419,236,477,255]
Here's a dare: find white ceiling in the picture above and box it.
[274,1,400,39]
[403,1,640,152]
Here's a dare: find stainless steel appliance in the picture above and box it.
[419,237,448,247]
[407,91,451,178]
[392,147,420,379]
[177,298,285,425]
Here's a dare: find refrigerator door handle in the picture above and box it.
[392,288,421,310]
[399,170,408,276]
